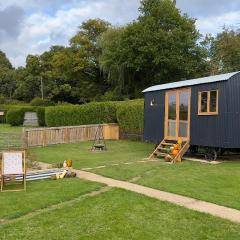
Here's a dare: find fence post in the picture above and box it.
[22,128,28,149]
[42,129,47,147]
[64,128,70,144]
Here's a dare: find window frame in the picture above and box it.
[198,90,219,115]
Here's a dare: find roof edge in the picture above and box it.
[143,71,240,93]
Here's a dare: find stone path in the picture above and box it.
[75,169,240,224]
[37,161,240,224]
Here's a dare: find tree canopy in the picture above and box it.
[209,28,240,74]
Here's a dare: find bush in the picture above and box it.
[0,97,27,105]
[30,97,55,106]
[36,107,46,126]
[116,100,144,133]
[6,107,35,126]
[45,102,118,127]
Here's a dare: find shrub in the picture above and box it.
[116,100,144,133]
[45,102,118,127]
[30,97,55,106]
[6,107,35,126]
[36,107,46,126]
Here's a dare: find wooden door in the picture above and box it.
[165,88,191,141]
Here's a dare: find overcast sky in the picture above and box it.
[0,0,239,67]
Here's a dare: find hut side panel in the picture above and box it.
[225,73,240,148]
[190,81,229,148]
[144,91,165,143]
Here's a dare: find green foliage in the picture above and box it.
[0,103,29,122]
[209,27,240,74]
[36,107,46,126]
[30,97,55,106]
[99,0,209,98]
[45,100,144,131]
[4,105,46,126]
[1,2,238,104]
[45,102,117,127]
[0,50,12,69]
[6,107,34,126]
[116,100,144,132]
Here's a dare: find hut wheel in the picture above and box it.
[204,148,217,161]
[190,145,198,154]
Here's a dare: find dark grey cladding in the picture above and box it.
[143,72,240,149]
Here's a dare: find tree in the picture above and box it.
[98,27,127,99]
[0,50,16,99]
[70,19,111,102]
[13,55,42,101]
[0,50,12,69]
[99,0,209,98]
[210,27,240,74]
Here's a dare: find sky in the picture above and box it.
[0,0,239,67]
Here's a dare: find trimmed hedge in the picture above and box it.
[36,107,46,126]
[45,100,144,133]
[6,107,35,126]
[116,100,144,133]
[45,102,118,127]
[5,100,144,132]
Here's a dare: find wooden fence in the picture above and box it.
[22,124,119,148]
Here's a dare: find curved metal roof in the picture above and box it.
[143,71,240,93]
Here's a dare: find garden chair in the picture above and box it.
[1,151,26,192]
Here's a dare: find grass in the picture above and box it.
[0,178,103,220]
[0,124,23,149]
[0,124,22,133]
[29,140,240,210]
[1,124,240,239]
[92,160,240,210]
[29,140,154,169]
[1,188,240,240]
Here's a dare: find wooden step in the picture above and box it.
[149,138,190,161]
[161,142,174,146]
[158,147,170,152]
[156,152,168,157]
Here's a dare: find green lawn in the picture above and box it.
[29,141,240,210]
[0,124,23,149]
[2,138,240,239]
[1,188,240,240]
[0,124,22,133]
[0,178,103,220]
[92,160,240,210]
[29,140,154,169]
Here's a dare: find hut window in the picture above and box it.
[198,90,218,115]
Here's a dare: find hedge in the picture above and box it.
[30,97,55,106]
[45,102,118,127]
[45,100,144,133]
[6,107,35,126]
[36,107,46,126]
[0,105,11,122]
[116,100,144,133]
[4,99,144,131]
